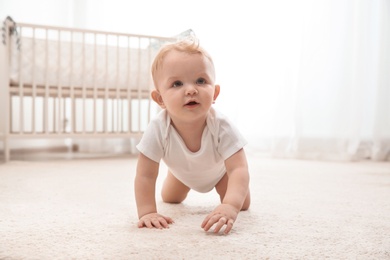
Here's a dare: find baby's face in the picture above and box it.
[153,50,219,124]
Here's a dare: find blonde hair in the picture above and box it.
[151,38,215,87]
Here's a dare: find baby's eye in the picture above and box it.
[172,81,183,88]
[196,78,206,85]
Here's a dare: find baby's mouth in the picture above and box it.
[185,101,199,106]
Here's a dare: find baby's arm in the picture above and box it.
[201,148,250,234]
[135,153,173,229]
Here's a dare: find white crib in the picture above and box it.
[0,17,177,162]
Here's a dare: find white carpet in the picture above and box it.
[0,154,389,259]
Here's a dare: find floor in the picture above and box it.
[0,152,389,259]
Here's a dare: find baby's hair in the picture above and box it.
[151,37,215,86]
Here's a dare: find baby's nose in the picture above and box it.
[185,85,198,95]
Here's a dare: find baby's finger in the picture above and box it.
[201,214,211,229]
[158,217,172,228]
[139,218,154,228]
[213,217,227,233]
[165,216,174,225]
[152,219,163,229]
[137,219,145,228]
[202,215,220,231]
[224,219,234,234]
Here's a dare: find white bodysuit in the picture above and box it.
[136,107,247,193]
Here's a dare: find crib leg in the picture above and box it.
[3,138,10,162]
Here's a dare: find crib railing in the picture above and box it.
[1,17,176,161]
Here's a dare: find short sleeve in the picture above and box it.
[214,111,247,160]
[136,111,166,163]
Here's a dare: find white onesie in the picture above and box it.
[136,107,247,193]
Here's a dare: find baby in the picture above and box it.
[134,37,251,234]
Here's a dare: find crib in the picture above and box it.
[0,17,178,162]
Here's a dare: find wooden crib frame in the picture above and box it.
[0,17,175,162]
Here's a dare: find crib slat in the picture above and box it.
[93,33,97,134]
[103,34,108,133]
[116,35,120,133]
[57,30,62,133]
[82,32,86,134]
[126,36,133,133]
[44,28,49,134]
[70,31,75,134]
[17,26,24,134]
[31,27,36,134]
[147,38,152,126]
[137,38,141,134]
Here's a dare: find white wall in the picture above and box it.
[0,0,74,27]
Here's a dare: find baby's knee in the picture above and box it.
[161,189,188,204]
[161,194,187,204]
[161,171,190,203]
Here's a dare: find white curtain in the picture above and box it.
[231,0,390,161]
[269,0,390,161]
[1,0,389,161]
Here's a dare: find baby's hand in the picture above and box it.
[201,204,239,234]
[138,213,174,229]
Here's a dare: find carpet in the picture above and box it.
[0,154,389,259]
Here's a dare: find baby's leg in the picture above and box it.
[215,173,251,210]
[161,171,190,203]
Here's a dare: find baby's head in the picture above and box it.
[151,38,215,89]
[150,37,220,114]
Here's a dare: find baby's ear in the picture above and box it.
[213,84,220,102]
[151,90,165,108]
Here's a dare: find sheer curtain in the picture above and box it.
[1,0,389,161]
[241,0,390,161]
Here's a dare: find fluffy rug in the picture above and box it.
[0,154,389,259]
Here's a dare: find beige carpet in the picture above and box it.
[0,153,389,259]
